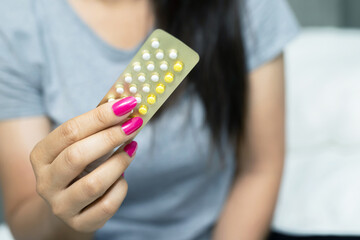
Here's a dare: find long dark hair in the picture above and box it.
[153,0,248,160]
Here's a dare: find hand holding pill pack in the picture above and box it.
[98,29,200,129]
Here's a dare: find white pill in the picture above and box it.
[142,52,151,61]
[142,85,150,93]
[135,97,142,103]
[156,51,164,60]
[124,76,132,83]
[151,74,159,82]
[138,75,146,82]
[169,50,178,59]
[133,63,141,72]
[108,97,115,102]
[151,40,160,49]
[129,86,137,93]
[116,87,124,94]
[160,63,168,71]
[147,63,155,71]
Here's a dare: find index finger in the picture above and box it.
[37,97,138,163]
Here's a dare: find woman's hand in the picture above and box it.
[29,97,141,232]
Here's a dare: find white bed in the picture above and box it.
[0,224,13,240]
[273,28,360,235]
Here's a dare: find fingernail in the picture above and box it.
[124,141,138,157]
[122,117,143,135]
[112,97,137,116]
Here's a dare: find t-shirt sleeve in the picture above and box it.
[241,0,300,71]
[0,0,45,120]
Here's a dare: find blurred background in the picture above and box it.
[288,0,360,27]
[273,0,360,237]
[1,0,360,238]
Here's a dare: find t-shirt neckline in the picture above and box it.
[61,0,153,61]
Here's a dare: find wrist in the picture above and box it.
[9,194,94,240]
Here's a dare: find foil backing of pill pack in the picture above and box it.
[98,29,200,128]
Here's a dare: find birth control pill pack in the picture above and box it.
[98,29,200,128]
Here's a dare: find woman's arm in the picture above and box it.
[0,117,93,240]
[213,54,285,240]
[0,97,140,239]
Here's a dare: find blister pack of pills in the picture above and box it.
[98,29,200,128]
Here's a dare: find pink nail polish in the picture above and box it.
[122,117,143,135]
[121,172,125,178]
[112,97,137,116]
[124,141,138,157]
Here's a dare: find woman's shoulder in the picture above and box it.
[0,0,46,121]
[240,0,300,71]
[0,0,44,64]
[0,0,39,30]
[0,0,47,67]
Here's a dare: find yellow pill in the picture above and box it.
[173,61,183,72]
[156,83,165,94]
[164,72,174,83]
[138,105,148,115]
[147,94,156,104]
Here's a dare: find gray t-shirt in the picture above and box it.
[0,0,299,239]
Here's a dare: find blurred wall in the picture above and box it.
[343,1,360,27]
[288,0,360,27]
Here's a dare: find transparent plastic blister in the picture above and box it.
[98,29,200,129]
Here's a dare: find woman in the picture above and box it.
[0,0,298,239]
